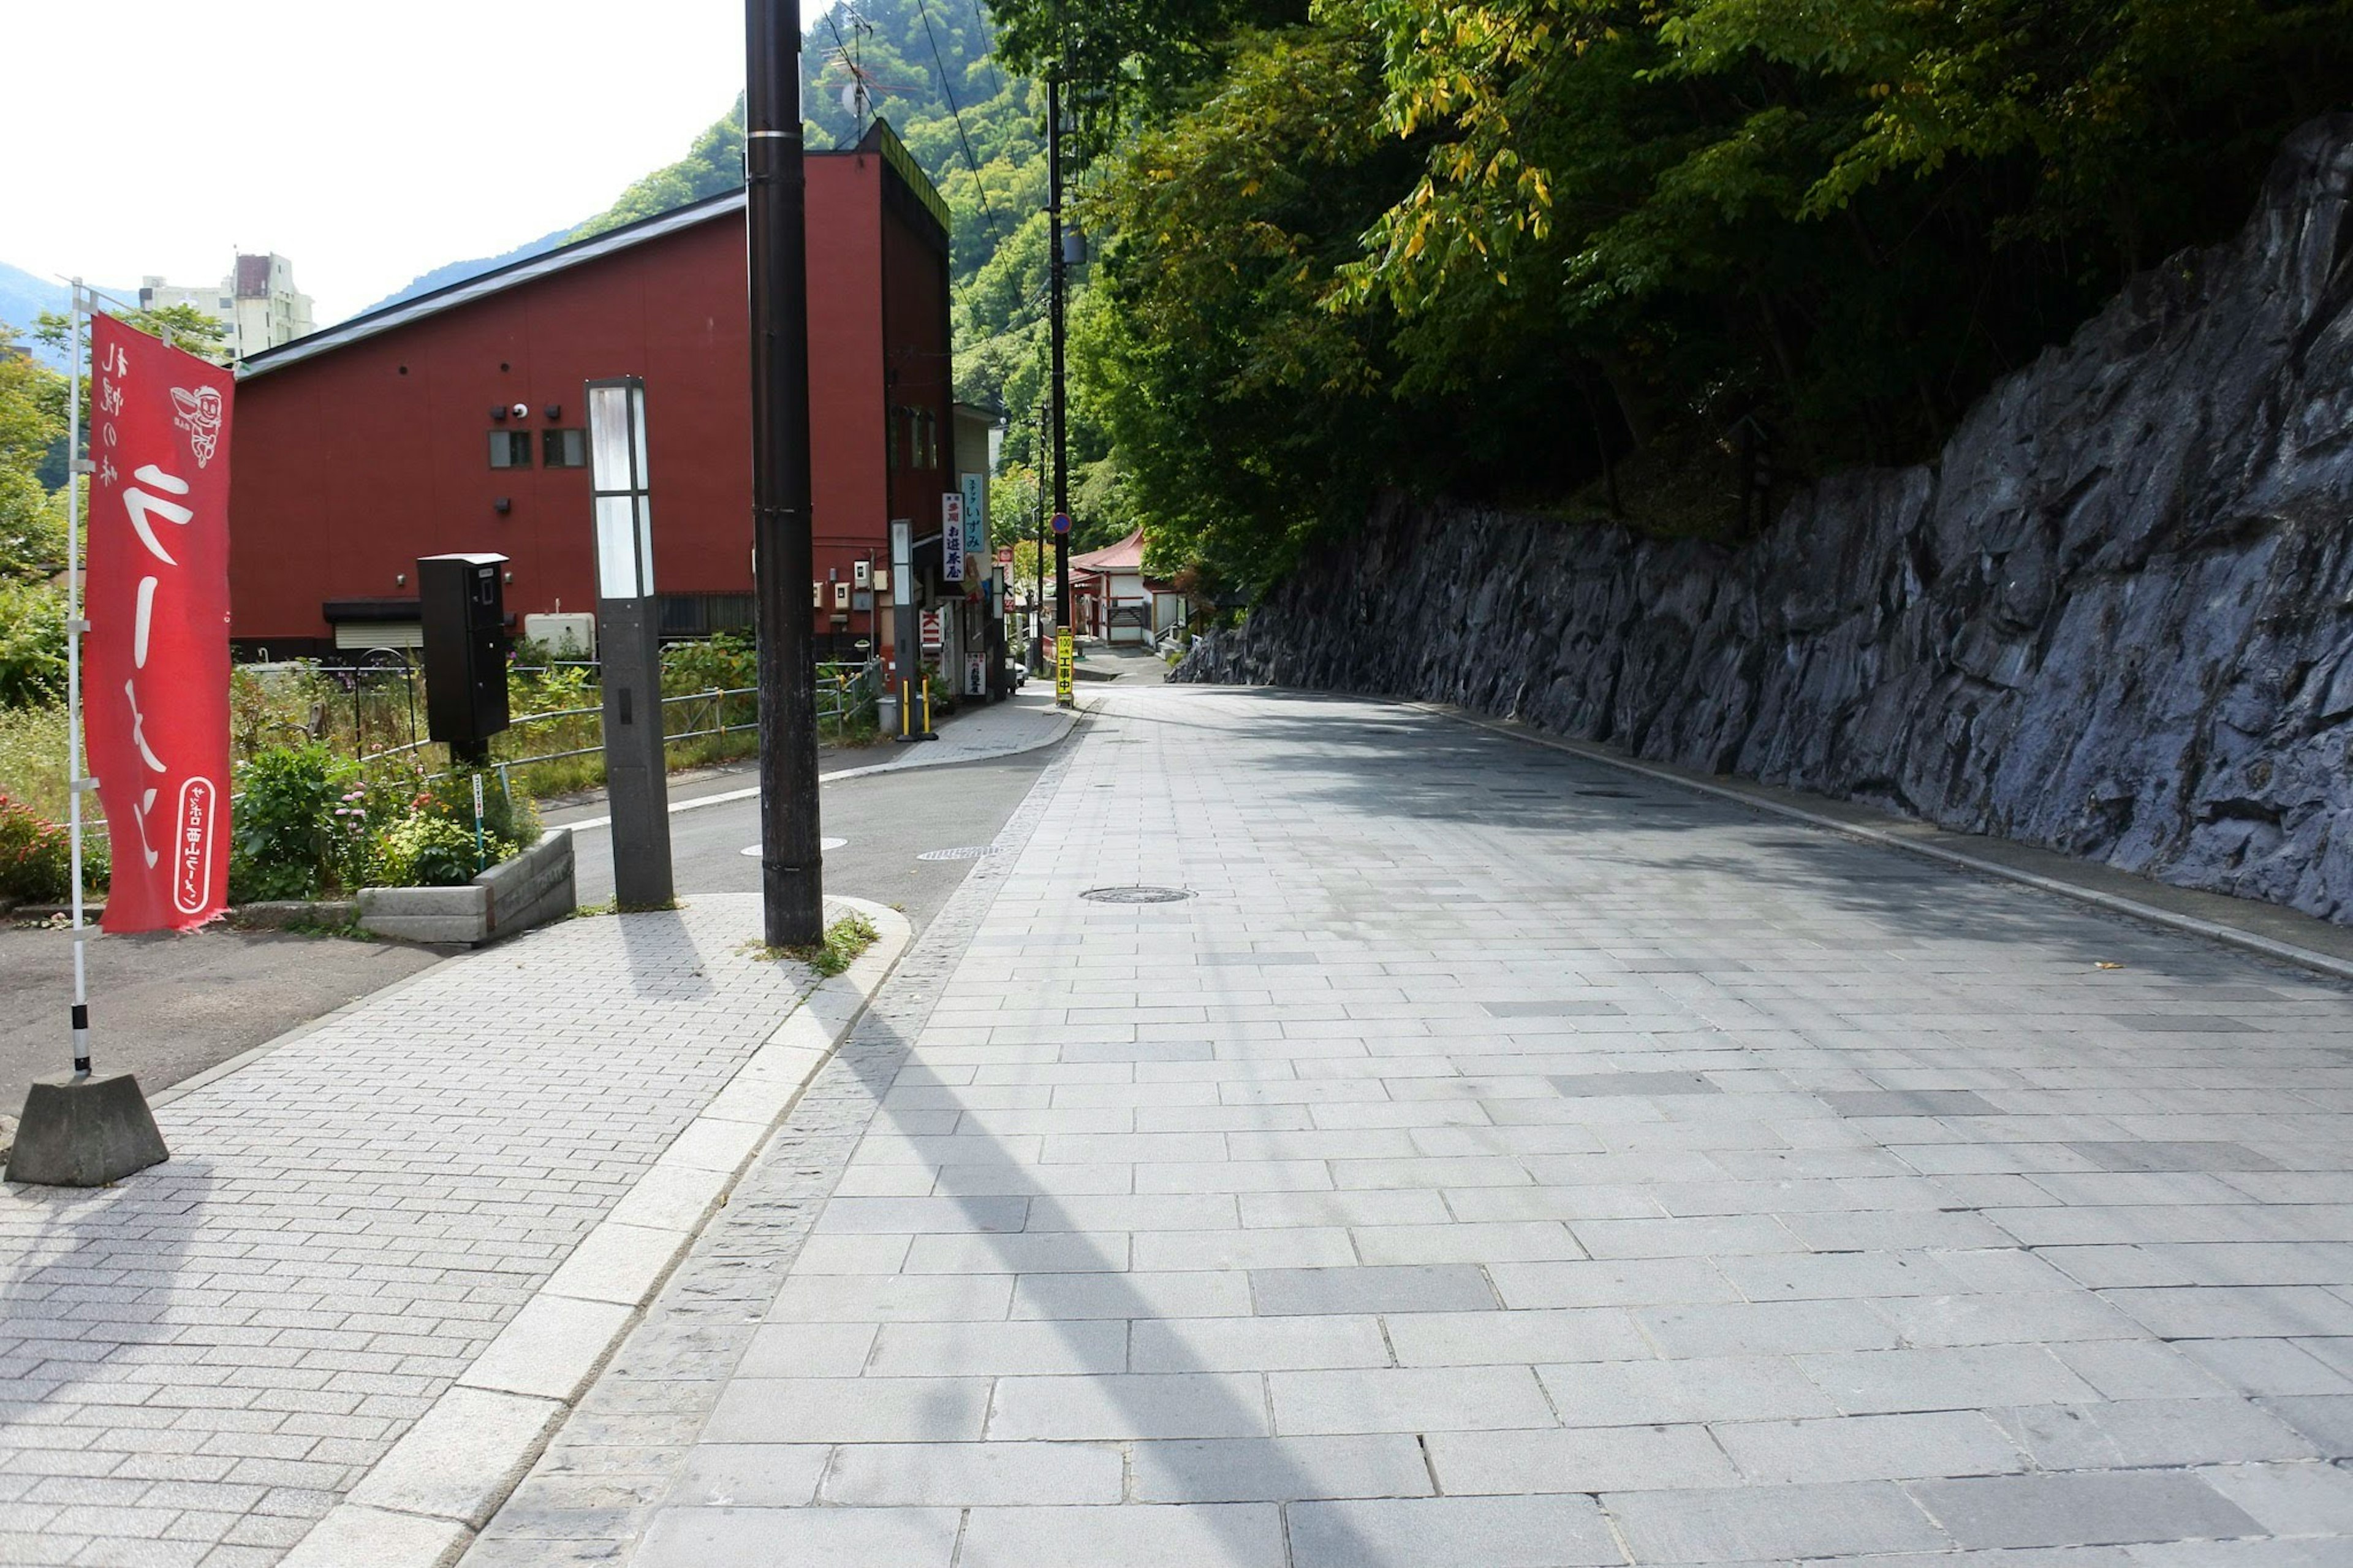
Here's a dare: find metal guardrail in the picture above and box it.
[356,659,880,778]
[64,657,880,854]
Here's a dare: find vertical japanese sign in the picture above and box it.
[941,492,965,582]
[85,315,233,933]
[1055,627,1074,706]
[960,472,985,561]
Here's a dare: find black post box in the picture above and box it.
[418,552,510,763]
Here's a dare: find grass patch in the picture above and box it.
[278,915,377,942]
[740,912,880,977]
[571,896,682,918]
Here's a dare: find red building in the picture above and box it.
[230,121,991,675]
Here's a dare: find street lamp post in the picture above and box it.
[585,376,674,910]
[746,0,824,947]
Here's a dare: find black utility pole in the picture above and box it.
[1033,400,1048,670]
[1048,74,1072,664]
[746,0,824,946]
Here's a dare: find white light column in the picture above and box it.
[586,377,673,909]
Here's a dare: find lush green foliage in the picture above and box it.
[0,329,70,702]
[377,813,506,889]
[1038,0,2352,591]
[0,575,66,706]
[1077,28,1404,585]
[0,335,66,581]
[0,792,79,902]
[661,629,757,696]
[229,744,355,902]
[1330,0,2353,463]
[225,741,544,903]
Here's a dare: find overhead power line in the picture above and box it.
[910,0,1006,248]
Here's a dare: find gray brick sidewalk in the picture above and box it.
[0,896,831,1568]
[602,685,2353,1566]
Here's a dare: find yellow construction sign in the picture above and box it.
[1055,628,1075,707]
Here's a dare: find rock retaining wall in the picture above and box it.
[1178,116,2353,922]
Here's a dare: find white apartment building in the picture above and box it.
[139,253,315,358]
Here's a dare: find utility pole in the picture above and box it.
[1033,400,1048,671]
[746,0,824,947]
[1048,72,1072,699]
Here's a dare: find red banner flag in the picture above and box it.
[85,314,234,933]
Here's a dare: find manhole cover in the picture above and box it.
[917,846,993,862]
[1079,885,1194,904]
[741,837,848,857]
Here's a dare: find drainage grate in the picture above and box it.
[917,846,994,862]
[1080,885,1195,904]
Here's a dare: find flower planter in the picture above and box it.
[356,828,576,946]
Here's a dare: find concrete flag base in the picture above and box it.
[6,1071,169,1187]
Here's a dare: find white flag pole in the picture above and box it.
[66,283,91,1075]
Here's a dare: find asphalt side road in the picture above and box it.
[566,740,1063,926]
[0,922,447,1113]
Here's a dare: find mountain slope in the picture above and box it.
[357,228,577,316]
[0,263,68,368]
[570,0,1050,459]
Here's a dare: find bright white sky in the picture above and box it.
[1,0,837,325]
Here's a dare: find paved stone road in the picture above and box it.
[611,685,2353,1566]
[0,898,821,1568]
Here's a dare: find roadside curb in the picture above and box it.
[1422,702,2353,986]
[273,895,915,1568]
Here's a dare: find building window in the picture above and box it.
[542,428,587,468]
[489,431,532,469]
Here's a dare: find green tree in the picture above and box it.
[1077,26,1403,589]
[572,99,750,239]
[33,303,229,368]
[0,334,67,583]
[1330,0,2353,463]
[0,332,68,705]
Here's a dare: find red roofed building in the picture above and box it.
[1067,528,1182,647]
[226,121,1005,691]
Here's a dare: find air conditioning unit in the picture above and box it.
[523,612,596,659]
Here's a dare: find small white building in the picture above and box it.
[1070,528,1183,646]
[140,253,315,360]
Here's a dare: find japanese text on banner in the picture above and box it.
[83,315,234,933]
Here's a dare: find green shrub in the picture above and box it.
[417,767,540,847]
[0,793,71,901]
[377,815,516,887]
[663,631,756,695]
[228,743,353,903]
[0,579,66,708]
[0,702,71,826]
[229,661,335,760]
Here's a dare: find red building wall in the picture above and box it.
[228,136,952,661]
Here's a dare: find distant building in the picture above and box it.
[1069,528,1183,646]
[140,253,315,358]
